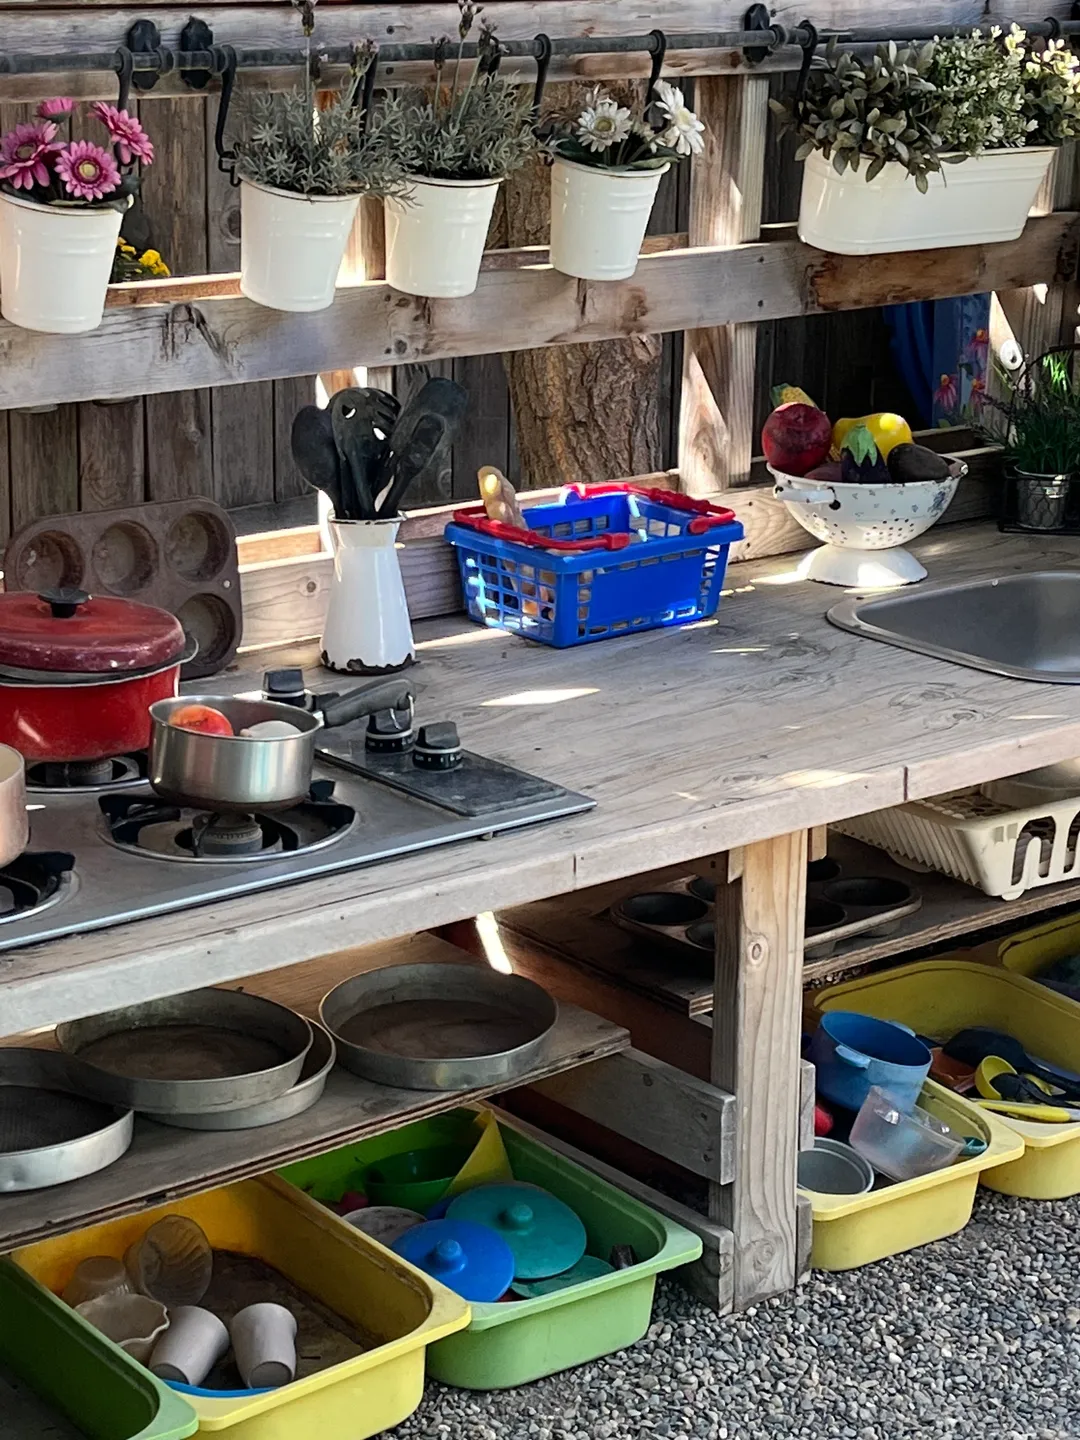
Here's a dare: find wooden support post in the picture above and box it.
[711,830,808,1308]
[679,74,769,495]
[320,196,394,398]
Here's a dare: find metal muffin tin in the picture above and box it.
[321,961,558,1092]
[57,988,313,1116]
[0,1048,133,1192]
[154,1021,336,1131]
[611,856,922,962]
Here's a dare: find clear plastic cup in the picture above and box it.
[850,1086,963,1181]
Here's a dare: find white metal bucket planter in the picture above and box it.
[798,145,1056,255]
[320,517,416,674]
[549,159,669,281]
[384,174,500,298]
[0,190,125,334]
[240,179,360,312]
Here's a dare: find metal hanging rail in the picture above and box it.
[0,16,1077,85]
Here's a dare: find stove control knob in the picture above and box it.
[366,707,415,753]
[413,721,463,770]
[263,667,308,707]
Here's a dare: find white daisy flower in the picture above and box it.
[575,97,632,152]
[654,80,706,155]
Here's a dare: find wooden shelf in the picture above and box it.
[501,835,1080,1015]
[0,938,627,1253]
[1,216,1073,410]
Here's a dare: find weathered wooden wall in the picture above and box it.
[0,73,902,546]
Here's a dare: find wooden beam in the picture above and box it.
[529,1048,736,1183]
[711,831,808,1309]
[679,74,769,494]
[799,1057,816,1152]
[1,217,1073,410]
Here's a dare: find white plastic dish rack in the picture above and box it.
[835,787,1080,901]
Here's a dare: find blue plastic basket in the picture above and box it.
[445,484,744,648]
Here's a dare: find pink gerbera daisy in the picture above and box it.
[37,97,75,119]
[55,140,120,201]
[0,120,60,190]
[89,103,154,166]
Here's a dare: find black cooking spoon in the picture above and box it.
[290,405,345,518]
[944,1026,1080,1098]
[329,387,400,520]
[377,377,469,518]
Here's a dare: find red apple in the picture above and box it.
[169,703,234,737]
[762,403,833,477]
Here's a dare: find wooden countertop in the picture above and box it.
[4,521,1080,1035]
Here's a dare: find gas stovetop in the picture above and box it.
[0,711,593,955]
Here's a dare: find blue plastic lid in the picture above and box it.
[446,1183,587,1280]
[392,1218,515,1302]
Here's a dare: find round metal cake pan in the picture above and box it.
[320,961,558,1092]
[153,1020,336,1131]
[57,988,313,1115]
[0,1048,133,1192]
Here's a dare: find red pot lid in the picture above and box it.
[0,588,185,674]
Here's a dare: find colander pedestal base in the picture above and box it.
[798,542,927,589]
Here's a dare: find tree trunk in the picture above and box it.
[497,84,663,490]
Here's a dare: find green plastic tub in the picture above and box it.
[279,1108,702,1390]
[0,1259,197,1440]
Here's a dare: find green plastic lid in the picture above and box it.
[510,1253,614,1298]
[446,1182,587,1280]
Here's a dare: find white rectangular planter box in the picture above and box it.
[798,145,1056,255]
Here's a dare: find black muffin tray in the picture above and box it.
[610,856,922,964]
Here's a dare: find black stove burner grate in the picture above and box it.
[0,851,75,921]
[27,754,146,793]
[99,788,357,863]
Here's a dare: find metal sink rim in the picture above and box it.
[826,569,1080,684]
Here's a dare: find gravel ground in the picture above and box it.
[394,1190,1080,1440]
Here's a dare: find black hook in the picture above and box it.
[647,30,667,101]
[1043,15,1063,41]
[532,33,552,114]
[354,44,379,135]
[212,44,240,184]
[114,46,134,112]
[179,17,214,90]
[126,19,165,94]
[794,19,819,106]
[743,4,774,65]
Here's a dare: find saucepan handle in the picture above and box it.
[317,680,414,730]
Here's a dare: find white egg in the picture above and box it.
[240,720,303,739]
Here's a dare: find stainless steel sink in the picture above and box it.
[827,571,1080,683]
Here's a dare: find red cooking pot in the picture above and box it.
[0,587,190,763]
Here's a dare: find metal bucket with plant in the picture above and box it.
[379,2,537,299]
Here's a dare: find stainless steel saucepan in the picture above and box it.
[149,679,412,810]
[0,744,29,868]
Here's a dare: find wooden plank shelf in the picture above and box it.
[1,216,1074,410]
[0,937,628,1253]
[501,835,1080,1015]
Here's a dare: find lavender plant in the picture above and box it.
[232,47,406,197]
[379,3,536,181]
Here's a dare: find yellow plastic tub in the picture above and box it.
[994,910,1080,983]
[801,1079,1022,1270]
[14,1176,470,1440]
[811,959,1080,1199]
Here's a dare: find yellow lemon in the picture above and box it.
[831,412,912,460]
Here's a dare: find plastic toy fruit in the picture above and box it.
[762,402,833,477]
[886,443,952,483]
[168,704,234,737]
[770,382,817,409]
[831,412,913,460]
[839,424,890,485]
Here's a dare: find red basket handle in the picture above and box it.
[449,505,632,552]
[563,483,738,535]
